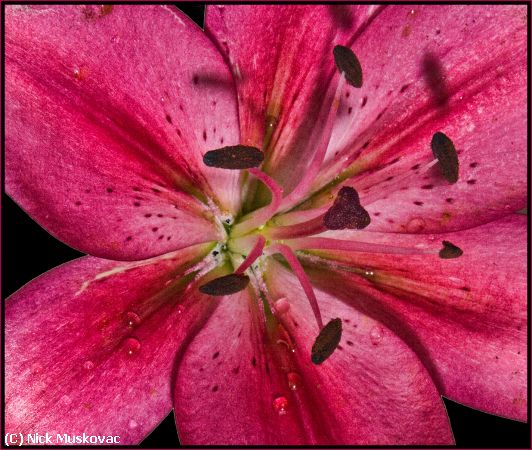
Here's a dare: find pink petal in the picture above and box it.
[315,5,527,232]
[173,272,453,444]
[306,215,527,420]
[6,5,241,260]
[5,244,217,445]
[205,5,378,194]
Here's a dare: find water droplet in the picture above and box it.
[83,360,94,370]
[124,337,141,356]
[274,297,290,315]
[30,362,43,375]
[364,269,375,277]
[272,396,289,415]
[406,217,426,233]
[287,372,302,391]
[370,326,383,345]
[125,311,141,328]
[176,305,184,315]
[128,419,138,429]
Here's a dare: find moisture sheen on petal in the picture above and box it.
[431,132,459,184]
[203,145,264,170]
[311,318,342,365]
[324,186,371,230]
[199,274,250,295]
[333,45,363,88]
[439,240,463,259]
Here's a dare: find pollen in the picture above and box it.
[203,145,264,170]
[311,318,343,365]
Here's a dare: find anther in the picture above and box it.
[311,318,342,365]
[203,145,264,170]
[431,132,459,184]
[323,186,371,230]
[439,240,463,259]
[333,45,363,88]
[199,274,250,295]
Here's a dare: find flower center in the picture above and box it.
[195,45,463,365]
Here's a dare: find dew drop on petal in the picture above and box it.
[176,305,184,315]
[128,419,138,429]
[370,326,383,345]
[272,396,289,415]
[83,360,95,370]
[274,297,290,315]
[124,337,141,356]
[125,311,141,328]
[287,372,302,391]
[406,217,426,233]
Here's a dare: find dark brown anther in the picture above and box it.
[203,145,264,170]
[324,186,371,230]
[333,45,363,88]
[311,318,342,365]
[439,241,463,259]
[431,132,459,184]
[199,274,250,296]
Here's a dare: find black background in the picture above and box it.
[2,3,529,448]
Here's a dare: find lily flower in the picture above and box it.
[5,4,527,445]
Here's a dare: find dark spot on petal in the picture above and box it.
[133,202,141,207]
[400,83,410,93]
[439,240,463,259]
[324,187,371,230]
[126,236,132,241]
[460,286,471,292]
[158,235,164,240]
[422,52,449,107]
[165,114,172,124]
[346,340,354,346]
[167,236,172,241]
[387,218,395,224]
[333,45,363,88]
[211,385,219,392]
[177,129,182,137]
[251,356,257,367]
[385,176,394,182]
[212,251,219,256]
[311,318,342,365]
[144,213,152,218]
[411,164,421,170]
[193,75,199,85]
[199,274,250,296]
[203,145,264,170]
[232,366,240,374]
[84,188,91,193]
[106,187,113,193]
[421,184,434,189]
[75,201,82,206]
[362,140,370,149]
[157,213,163,217]
[133,187,141,192]
[361,96,368,107]
[469,162,479,168]
[348,106,353,114]
[413,201,423,206]
[203,129,207,141]
[467,179,477,185]
[376,110,385,120]
[445,198,454,204]
[152,188,162,194]
[373,212,381,216]
[212,351,220,359]
[431,131,459,184]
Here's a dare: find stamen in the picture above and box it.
[234,235,266,274]
[323,186,371,230]
[266,215,327,240]
[431,132,459,184]
[288,237,437,255]
[333,45,363,88]
[199,274,250,296]
[311,318,342,365]
[439,240,463,259]
[203,145,264,170]
[266,243,323,330]
[231,168,283,236]
[279,73,347,212]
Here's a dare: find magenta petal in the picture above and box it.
[309,215,527,420]
[5,244,216,445]
[205,5,378,193]
[173,276,452,444]
[317,5,526,232]
[6,5,241,260]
